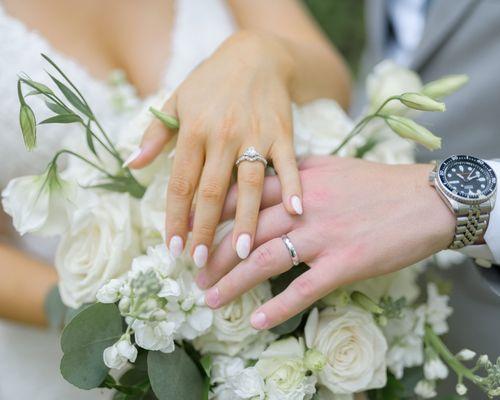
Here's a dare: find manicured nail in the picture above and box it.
[122,148,142,167]
[236,233,251,259]
[251,312,267,329]
[290,195,303,215]
[205,287,220,308]
[193,244,208,268]
[169,235,183,258]
[196,270,208,289]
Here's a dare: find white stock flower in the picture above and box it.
[255,337,317,400]
[103,336,137,369]
[292,99,358,158]
[55,193,141,308]
[96,278,123,303]
[305,306,387,394]
[210,356,246,385]
[432,250,467,269]
[1,168,82,237]
[424,283,452,335]
[194,282,276,357]
[227,367,266,399]
[424,356,448,381]
[456,349,476,361]
[414,380,437,399]
[366,60,422,113]
[132,320,176,353]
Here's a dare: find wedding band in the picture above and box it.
[281,235,300,266]
[235,146,268,167]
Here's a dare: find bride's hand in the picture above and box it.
[127,31,303,267]
[198,157,456,329]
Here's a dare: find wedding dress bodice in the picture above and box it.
[0,1,235,399]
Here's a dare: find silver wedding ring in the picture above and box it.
[281,235,300,266]
[235,146,268,167]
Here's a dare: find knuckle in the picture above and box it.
[169,175,194,198]
[290,276,315,300]
[216,115,239,143]
[253,245,275,270]
[200,179,224,203]
[194,223,215,240]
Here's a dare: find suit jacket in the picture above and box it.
[358,1,500,397]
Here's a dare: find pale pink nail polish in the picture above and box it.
[251,312,267,329]
[290,195,303,215]
[169,235,183,258]
[122,148,142,167]
[205,287,220,308]
[236,233,251,259]
[193,244,208,268]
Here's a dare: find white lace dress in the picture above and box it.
[0,1,235,398]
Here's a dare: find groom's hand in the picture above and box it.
[197,157,455,329]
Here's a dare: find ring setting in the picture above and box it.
[235,146,268,167]
[281,234,300,266]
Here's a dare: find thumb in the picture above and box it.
[124,94,178,169]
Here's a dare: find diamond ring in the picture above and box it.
[281,234,300,266]
[235,146,268,167]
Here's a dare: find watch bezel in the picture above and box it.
[436,155,497,204]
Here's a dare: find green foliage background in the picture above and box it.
[303,0,365,73]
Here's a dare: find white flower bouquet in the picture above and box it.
[4,56,500,399]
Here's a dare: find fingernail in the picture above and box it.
[196,270,208,289]
[251,312,267,329]
[290,195,303,215]
[193,244,208,268]
[169,235,183,258]
[205,287,220,308]
[236,233,251,259]
[122,148,142,167]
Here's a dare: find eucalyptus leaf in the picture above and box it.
[60,303,123,389]
[44,286,67,330]
[149,107,179,130]
[271,311,306,335]
[147,347,204,400]
[49,74,92,118]
[40,114,82,124]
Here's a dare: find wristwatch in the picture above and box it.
[429,155,497,249]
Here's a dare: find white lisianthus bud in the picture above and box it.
[96,279,123,303]
[456,383,468,396]
[385,115,441,151]
[414,380,437,399]
[103,337,137,369]
[399,93,446,112]
[424,356,448,380]
[478,354,490,366]
[304,349,327,372]
[422,75,469,99]
[456,349,476,361]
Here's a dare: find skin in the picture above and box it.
[128,0,351,268]
[198,157,456,330]
[0,0,350,325]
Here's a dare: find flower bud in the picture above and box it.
[351,291,384,315]
[400,93,446,112]
[304,349,327,372]
[478,354,490,366]
[414,380,437,399]
[456,349,476,361]
[456,383,467,396]
[422,74,469,99]
[385,115,442,151]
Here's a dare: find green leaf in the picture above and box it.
[20,78,54,96]
[44,285,68,329]
[49,74,92,118]
[147,347,204,400]
[39,114,82,125]
[60,303,123,389]
[271,311,306,335]
[45,100,70,115]
[88,176,146,199]
[149,107,179,130]
[19,103,37,151]
[199,355,212,377]
[85,121,99,158]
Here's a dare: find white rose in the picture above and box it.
[305,307,387,394]
[1,169,83,237]
[132,320,176,353]
[292,99,358,158]
[56,193,141,308]
[103,337,137,369]
[366,60,422,113]
[256,337,316,400]
[194,282,276,357]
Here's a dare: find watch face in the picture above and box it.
[438,155,497,202]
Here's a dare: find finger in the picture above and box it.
[250,258,340,329]
[220,174,282,222]
[232,155,266,259]
[165,130,204,258]
[197,203,294,289]
[125,94,178,169]
[204,229,320,309]
[271,141,303,215]
[191,150,235,268]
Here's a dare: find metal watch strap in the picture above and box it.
[449,202,491,249]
